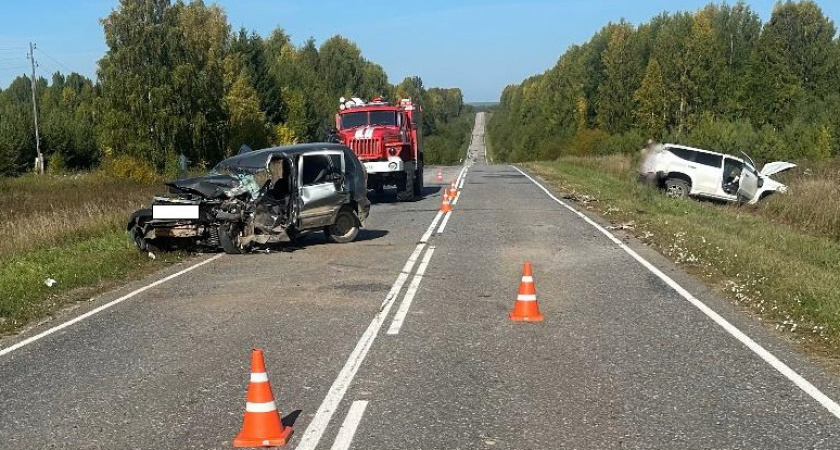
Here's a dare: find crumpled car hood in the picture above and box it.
[760,161,797,177]
[166,174,242,199]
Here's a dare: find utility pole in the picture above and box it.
[28,42,43,174]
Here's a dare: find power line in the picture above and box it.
[36,48,74,75]
[0,65,28,72]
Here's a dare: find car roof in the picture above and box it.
[219,142,352,169]
[664,143,743,161]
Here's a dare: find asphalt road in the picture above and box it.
[3,112,840,449]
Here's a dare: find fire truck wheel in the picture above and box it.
[413,167,424,196]
[396,173,415,202]
[325,207,360,243]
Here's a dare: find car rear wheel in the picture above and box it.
[665,178,690,199]
[325,207,360,243]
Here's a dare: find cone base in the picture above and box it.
[233,425,293,448]
[509,312,544,322]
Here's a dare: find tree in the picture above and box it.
[596,21,643,133]
[99,0,231,168]
[634,59,668,138]
[98,0,176,167]
[232,28,283,124]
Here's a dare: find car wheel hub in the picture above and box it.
[667,185,684,198]
[333,215,353,236]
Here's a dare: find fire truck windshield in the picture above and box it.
[340,110,398,129]
[340,112,367,129]
[369,110,397,126]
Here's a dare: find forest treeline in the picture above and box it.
[0,0,470,177]
[488,1,840,163]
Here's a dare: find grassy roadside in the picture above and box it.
[0,174,189,335]
[524,157,840,356]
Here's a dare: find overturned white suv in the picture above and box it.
[642,143,796,204]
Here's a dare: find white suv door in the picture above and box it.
[689,151,725,198]
[737,166,759,202]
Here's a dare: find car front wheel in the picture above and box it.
[665,178,690,199]
[325,207,360,243]
[219,222,247,254]
[129,221,155,251]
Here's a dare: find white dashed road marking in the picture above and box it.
[328,400,369,450]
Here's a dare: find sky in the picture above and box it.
[1,0,839,102]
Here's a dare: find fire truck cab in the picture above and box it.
[335,97,423,201]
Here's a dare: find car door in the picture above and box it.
[690,151,724,198]
[297,151,350,229]
[736,164,759,202]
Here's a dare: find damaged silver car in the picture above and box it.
[127,143,370,254]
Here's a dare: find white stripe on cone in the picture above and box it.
[517,294,537,301]
[245,401,277,413]
[250,372,269,383]
[521,276,534,282]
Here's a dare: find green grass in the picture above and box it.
[0,173,189,335]
[526,158,840,354]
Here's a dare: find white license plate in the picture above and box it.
[153,204,199,220]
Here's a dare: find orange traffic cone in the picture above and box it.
[234,349,293,447]
[509,262,544,322]
[448,180,458,199]
[440,191,453,213]
[436,167,443,183]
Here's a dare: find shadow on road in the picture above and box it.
[282,410,302,428]
[286,228,390,250]
[368,185,442,204]
[480,173,526,179]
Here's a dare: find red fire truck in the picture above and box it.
[334,97,423,201]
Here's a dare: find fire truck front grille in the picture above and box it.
[349,138,381,159]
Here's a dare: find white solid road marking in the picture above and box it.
[450,191,462,206]
[379,243,426,312]
[387,246,436,335]
[513,165,840,420]
[456,166,468,185]
[0,253,224,358]
[437,211,453,235]
[420,211,444,244]
[328,400,369,450]
[297,240,428,450]
[299,174,463,449]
